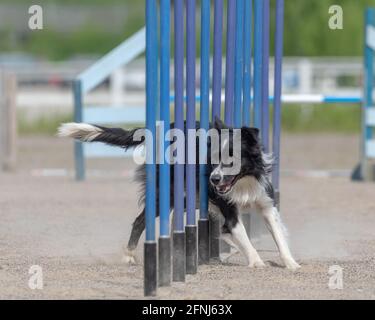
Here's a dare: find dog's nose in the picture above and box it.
[210,174,221,185]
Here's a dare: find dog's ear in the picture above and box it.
[241,127,260,145]
[213,116,227,130]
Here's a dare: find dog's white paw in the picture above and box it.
[285,259,301,271]
[122,249,137,265]
[248,259,266,268]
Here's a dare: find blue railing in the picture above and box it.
[73,27,146,180]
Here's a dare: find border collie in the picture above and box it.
[58,118,300,270]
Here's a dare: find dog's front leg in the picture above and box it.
[261,206,301,270]
[228,219,265,268]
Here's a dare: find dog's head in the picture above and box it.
[208,117,270,196]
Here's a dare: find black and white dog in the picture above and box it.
[58,119,300,270]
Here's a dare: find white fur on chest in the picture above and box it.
[226,176,272,210]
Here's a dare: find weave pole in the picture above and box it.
[198,0,211,265]
[186,0,198,275]
[234,0,244,128]
[143,0,285,296]
[173,0,186,282]
[224,0,236,126]
[261,0,270,152]
[241,0,253,239]
[158,0,171,287]
[144,0,158,297]
[242,0,253,127]
[272,0,285,208]
[253,0,263,129]
[209,0,224,260]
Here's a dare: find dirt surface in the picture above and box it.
[1,133,375,300]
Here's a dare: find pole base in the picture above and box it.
[198,219,209,264]
[144,241,157,296]
[172,231,185,282]
[185,225,197,274]
[158,237,171,287]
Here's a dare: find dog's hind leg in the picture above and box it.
[122,209,145,265]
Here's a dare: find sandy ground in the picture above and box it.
[1,133,375,299]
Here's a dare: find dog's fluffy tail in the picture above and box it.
[57,123,144,150]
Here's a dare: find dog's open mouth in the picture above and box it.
[215,176,237,195]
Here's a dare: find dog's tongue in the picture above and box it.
[217,184,230,193]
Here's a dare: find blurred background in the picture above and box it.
[0,0,372,137]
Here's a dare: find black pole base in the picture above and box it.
[144,241,157,297]
[185,225,197,274]
[172,231,185,282]
[209,215,220,260]
[158,236,171,287]
[198,219,209,265]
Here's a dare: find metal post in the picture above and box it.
[272,0,285,208]
[73,80,85,181]
[242,0,253,127]
[253,0,263,130]
[158,0,171,287]
[212,0,224,120]
[210,0,224,260]
[173,0,186,282]
[0,72,17,172]
[234,0,244,128]
[186,0,197,275]
[261,0,270,152]
[144,0,158,297]
[361,8,375,181]
[224,0,236,126]
[199,0,211,265]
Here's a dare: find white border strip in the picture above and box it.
[367,25,375,51]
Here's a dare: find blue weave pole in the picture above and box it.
[272,0,284,208]
[234,0,244,128]
[253,0,263,130]
[198,0,210,265]
[144,0,157,297]
[224,0,236,126]
[212,0,223,120]
[73,80,85,181]
[173,0,186,282]
[158,0,171,288]
[186,0,197,275]
[261,0,270,152]
[242,0,253,127]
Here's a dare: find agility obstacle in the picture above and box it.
[352,7,375,181]
[144,0,284,296]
